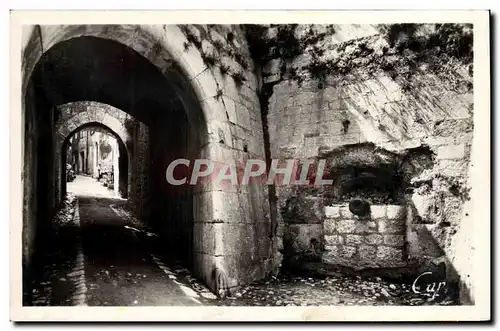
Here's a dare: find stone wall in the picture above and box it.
[323,204,406,269]
[21,24,274,294]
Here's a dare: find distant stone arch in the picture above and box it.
[54,102,132,203]
[55,101,132,151]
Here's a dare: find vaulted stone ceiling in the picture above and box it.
[30,36,183,126]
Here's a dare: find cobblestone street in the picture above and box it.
[29,176,216,306]
[27,176,459,307]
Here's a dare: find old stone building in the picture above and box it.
[20,24,475,304]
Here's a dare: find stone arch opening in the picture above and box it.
[22,26,215,296]
[61,122,130,200]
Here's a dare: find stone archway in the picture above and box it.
[21,24,273,296]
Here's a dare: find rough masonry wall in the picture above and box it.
[127,121,150,221]
[254,24,474,296]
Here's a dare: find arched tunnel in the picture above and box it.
[23,34,212,305]
[61,122,129,200]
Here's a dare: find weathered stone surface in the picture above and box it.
[345,234,364,245]
[370,205,386,219]
[359,245,377,262]
[323,219,336,235]
[339,206,353,218]
[386,205,406,220]
[354,221,377,234]
[407,224,446,259]
[325,205,340,218]
[21,24,476,299]
[383,234,405,247]
[377,246,404,262]
[339,246,357,260]
[378,219,405,234]
[336,220,357,233]
[322,246,339,264]
[365,234,383,245]
[282,196,324,224]
[436,144,466,160]
[325,235,343,246]
[284,224,323,254]
[322,245,358,265]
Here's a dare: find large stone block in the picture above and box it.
[407,224,446,259]
[339,206,353,218]
[365,234,383,245]
[436,159,469,177]
[359,245,377,262]
[210,190,255,223]
[193,222,224,256]
[354,221,377,234]
[345,234,364,245]
[436,144,466,160]
[325,205,340,218]
[383,234,405,247]
[194,222,272,259]
[324,234,343,246]
[219,251,270,289]
[192,252,227,291]
[284,224,323,254]
[323,219,336,235]
[411,193,435,223]
[386,205,406,220]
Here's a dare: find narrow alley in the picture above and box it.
[28,177,458,307]
[29,176,217,306]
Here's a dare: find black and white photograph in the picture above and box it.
[9,10,490,322]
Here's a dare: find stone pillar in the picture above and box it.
[96,138,101,179]
[113,138,119,197]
